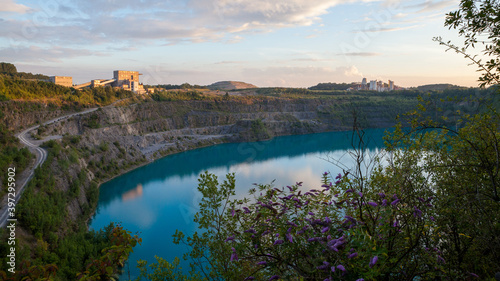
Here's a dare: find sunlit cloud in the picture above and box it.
[0,0,30,13]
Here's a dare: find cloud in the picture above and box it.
[357,24,421,33]
[0,0,30,13]
[1,0,349,47]
[0,46,103,62]
[343,65,363,77]
[214,61,247,65]
[341,52,381,57]
[408,0,459,14]
[240,65,364,87]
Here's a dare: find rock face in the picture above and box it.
[37,99,401,162]
[208,81,258,90]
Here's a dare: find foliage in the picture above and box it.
[0,74,132,106]
[76,224,142,281]
[0,62,49,80]
[161,165,450,281]
[435,0,500,87]
[309,82,359,91]
[0,62,17,74]
[0,223,140,281]
[0,119,31,198]
[388,98,500,278]
[135,256,204,281]
[150,90,206,101]
[154,83,208,90]
[0,137,141,280]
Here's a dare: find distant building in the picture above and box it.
[389,80,394,91]
[113,70,145,94]
[369,80,377,91]
[50,76,72,87]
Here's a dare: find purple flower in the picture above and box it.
[230,247,238,261]
[317,261,330,270]
[244,229,256,234]
[391,199,400,206]
[323,172,329,176]
[336,173,342,179]
[345,189,354,193]
[356,279,365,281]
[393,220,399,228]
[382,199,388,206]
[322,227,330,233]
[331,266,336,272]
[367,201,378,207]
[275,233,280,238]
[413,207,422,218]
[358,192,363,197]
[286,233,293,243]
[437,255,446,264]
[348,252,358,259]
[378,192,386,198]
[308,212,315,216]
[231,209,235,216]
[335,180,341,185]
[286,185,293,191]
[243,207,251,213]
[257,261,267,266]
[269,275,280,281]
[325,216,332,224]
[430,216,435,221]
[369,256,378,268]
[469,273,479,278]
[225,235,235,242]
[337,265,346,272]
[262,230,270,236]
[273,239,284,245]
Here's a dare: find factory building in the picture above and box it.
[49,76,73,87]
[112,70,144,93]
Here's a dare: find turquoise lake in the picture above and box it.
[90,129,390,279]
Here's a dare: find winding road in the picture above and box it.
[0,107,99,228]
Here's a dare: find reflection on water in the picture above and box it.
[122,184,143,201]
[90,129,390,279]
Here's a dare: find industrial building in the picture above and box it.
[64,70,145,94]
[349,78,402,92]
[49,76,73,87]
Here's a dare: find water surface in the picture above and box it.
[90,129,389,279]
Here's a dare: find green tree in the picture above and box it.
[434,0,500,87]
[0,62,17,74]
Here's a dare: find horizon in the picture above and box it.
[0,0,481,88]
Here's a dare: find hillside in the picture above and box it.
[208,81,258,90]
[414,83,467,91]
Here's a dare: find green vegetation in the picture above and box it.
[0,62,49,80]
[153,83,208,90]
[435,0,500,87]
[0,110,31,198]
[150,90,207,101]
[0,73,133,106]
[0,139,141,280]
[309,82,359,91]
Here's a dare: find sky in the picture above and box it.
[0,0,482,88]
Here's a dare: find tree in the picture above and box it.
[0,62,17,74]
[434,0,500,87]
